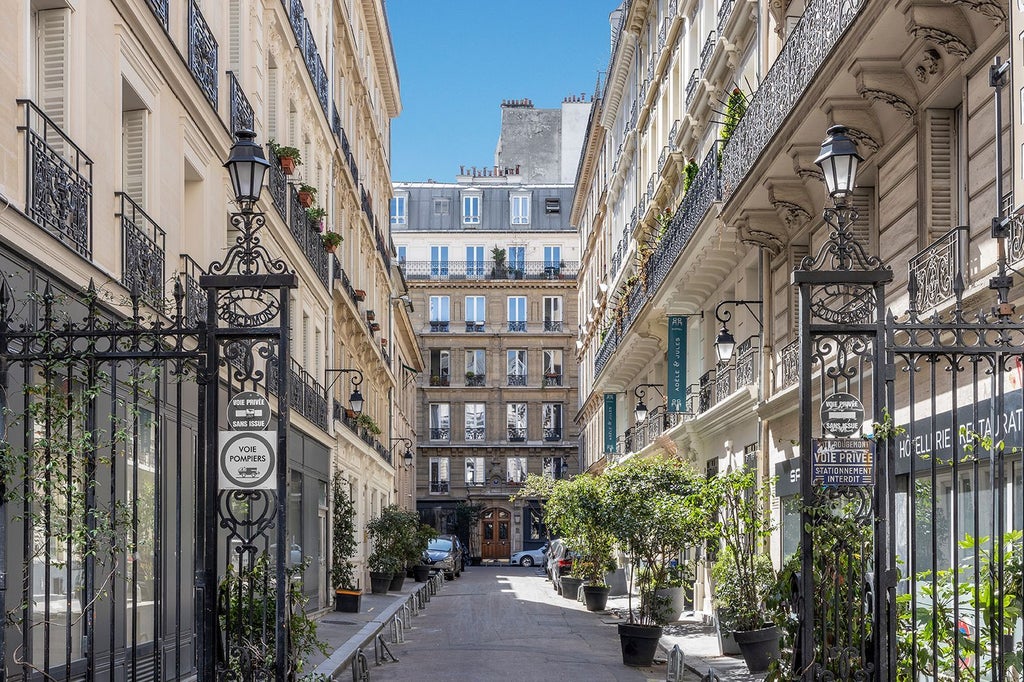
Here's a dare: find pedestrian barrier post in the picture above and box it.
[351,648,369,682]
[666,644,684,682]
[701,667,721,682]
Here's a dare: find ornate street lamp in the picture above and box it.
[325,368,365,415]
[814,125,862,202]
[224,129,271,207]
[390,437,414,467]
[713,300,762,363]
[633,383,664,422]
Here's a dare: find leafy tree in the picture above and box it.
[543,474,615,584]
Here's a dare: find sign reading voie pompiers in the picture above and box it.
[812,438,873,487]
[219,391,277,490]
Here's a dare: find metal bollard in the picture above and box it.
[401,602,412,627]
[390,613,405,643]
[666,644,684,682]
[701,667,721,682]
[351,648,369,681]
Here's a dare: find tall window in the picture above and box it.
[465,456,486,487]
[543,404,563,441]
[542,350,562,386]
[507,403,527,441]
[543,296,562,331]
[429,349,450,385]
[507,457,528,484]
[466,245,484,276]
[465,296,485,332]
[465,403,485,441]
[429,457,450,494]
[430,245,449,277]
[429,403,450,441]
[543,456,567,480]
[507,350,527,386]
[508,246,525,272]
[396,245,406,265]
[507,296,527,332]
[462,194,480,224]
[543,246,562,269]
[511,194,530,225]
[429,296,450,332]
[390,195,406,225]
[465,349,486,381]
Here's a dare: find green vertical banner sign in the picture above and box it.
[667,316,687,412]
[603,393,617,453]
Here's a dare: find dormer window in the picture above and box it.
[462,193,481,224]
[511,193,531,225]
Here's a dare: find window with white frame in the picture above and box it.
[510,193,530,225]
[429,296,450,332]
[507,403,527,441]
[543,296,562,331]
[462,193,480,224]
[465,456,486,486]
[543,403,563,441]
[542,350,562,386]
[465,349,486,377]
[429,403,450,440]
[390,195,407,225]
[508,245,525,271]
[507,456,528,484]
[430,245,449,277]
[429,457,450,494]
[465,403,485,441]
[466,245,484,276]
[507,350,527,386]
[507,296,527,332]
[543,456,567,480]
[465,296,486,332]
[543,246,562,270]
[396,245,406,265]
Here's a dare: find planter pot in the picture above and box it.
[733,625,780,673]
[298,191,314,207]
[653,586,686,623]
[279,157,296,175]
[325,243,339,254]
[716,608,741,655]
[369,571,392,594]
[617,622,663,667]
[413,565,432,582]
[389,572,406,592]
[353,289,366,301]
[334,589,361,612]
[560,576,584,601]
[582,585,610,612]
[605,568,628,596]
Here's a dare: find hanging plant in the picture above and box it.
[322,231,343,253]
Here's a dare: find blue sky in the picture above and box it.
[387,1,620,183]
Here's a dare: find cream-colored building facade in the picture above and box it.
[0,0,412,642]
[575,0,1012,616]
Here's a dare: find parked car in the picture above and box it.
[544,539,577,592]
[421,535,465,579]
[510,542,548,567]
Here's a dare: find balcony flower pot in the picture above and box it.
[334,588,361,612]
[370,322,381,332]
[366,310,375,321]
[560,576,584,601]
[582,584,610,612]
[369,571,392,594]
[322,231,343,254]
[617,622,663,667]
[733,624,780,673]
[298,184,317,208]
[388,572,406,592]
[413,564,432,582]
[268,141,301,175]
[279,156,297,175]
[353,289,366,302]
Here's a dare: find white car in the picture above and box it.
[510,543,548,567]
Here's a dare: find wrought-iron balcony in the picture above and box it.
[465,321,486,333]
[429,428,450,441]
[507,428,527,442]
[266,357,328,432]
[658,146,670,174]
[399,260,579,280]
[429,481,450,494]
[146,0,169,29]
[465,427,485,441]
[721,0,862,200]
[735,336,758,389]
[429,321,450,333]
[686,69,700,108]
[18,100,93,258]
[266,145,288,221]
[542,374,563,387]
[714,361,733,406]
[179,254,207,327]
[332,103,342,140]
[698,369,716,413]
[717,0,735,33]
[187,0,217,108]
[228,71,254,137]
[778,340,799,390]
[543,320,564,332]
[288,187,328,287]
[428,374,450,387]
[907,226,967,312]
[117,193,165,307]
[507,321,527,333]
[301,18,329,116]
[699,31,717,73]
[625,406,689,454]
[543,428,562,442]
[507,374,527,387]
[465,374,486,387]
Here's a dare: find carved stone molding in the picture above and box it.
[904,4,977,60]
[821,99,883,156]
[941,0,1006,25]
[736,211,787,255]
[766,182,813,232]
[851,60,918,118]
[915,48,944,83]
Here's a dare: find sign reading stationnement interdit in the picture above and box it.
[667,316,687,412]
[812,438,874,487]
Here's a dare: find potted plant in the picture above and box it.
[353,289,366,302]
[322,231,343,254]
[331,472,361,612]
[268,139,301,175]
[356,413,382,436]
[491,247,507,277]
[605,457,716,666]
[707,468,779,673]
[409,522,438,583]
[297,183,317,207]
[305,206,327,231]
[366,505,408,593]
[365,310,376,321]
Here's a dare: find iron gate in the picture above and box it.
[0,191,296,679]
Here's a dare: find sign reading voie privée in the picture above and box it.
[218,431,277,490]
[227,391,272,430]
[820,392,864,437]
[812,438,873,486]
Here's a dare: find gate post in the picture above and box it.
[792,126,893,681]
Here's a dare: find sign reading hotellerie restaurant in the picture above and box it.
[604,393,617,454]
[667,316,687,412]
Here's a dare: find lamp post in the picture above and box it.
[712,300,763,363]
[325,368,365,415]
[389,436,414,467]
[633,383,664,423]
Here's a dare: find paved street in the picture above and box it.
[369,565,658,681]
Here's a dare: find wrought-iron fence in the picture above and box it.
[735,335,757,388]
[146,0,169,29]
[429,428,450,441]
[714,361,733,405]
[429,321,449,333]
[267,145,288,221]
[542,374,563,387]
[543,320,564,332]
[698,369,715,413]
[465,321,486,333]
[179,254,207,327]
[686,68,700,108]
[543,428,562,442]
[717,0,735,32]
[699,31,716,73]
[465,427,485,441]
[507,321,527,332]
[507,428,527,442]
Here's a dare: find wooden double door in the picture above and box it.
[479,508,511,561]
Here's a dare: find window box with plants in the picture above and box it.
[356,413,382,438]
[297,183,318,208]
[306,206,327,232]
[268,139,301,175]
[322,231,343,254]
[490,246,507,278]
[331,472,361,612]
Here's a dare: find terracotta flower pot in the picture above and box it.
[279,157,296,175]
[298,191,314,208]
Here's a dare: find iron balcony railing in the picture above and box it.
[507,428,527,442]
[778,339,799,390]
[1009,212,1024,264]
[698,369,716,413]
[18,100,93,258]
[227,71,254,137]
[187,0,218,108]
[658,146,670,173]
[465,427,485,441]
[400,260,579,280]
[266,357,328,432]
[717,0,735,33]
[288,186,329,287]
[715,361,733,405]
[685,69,700,108]
[735,336,758,389]
[286,0,329,119]
[429,321,450,333]
[721,0,863,200]
[428,374,450,386]
[429,481,450,494]
[147,0,169,29]
[507,374,527,387]
[626,101,638,132]
[699,31,717,73]
[465,321,486,333]
[542,374,563,387]
[332,103,342,140]
[466,374,486,387]
[543,320,564,332]
[508,321,527,332]
[908,226,967,311]
[622,406,690,454]
[117,193,165,307]
[429,428,450,441]
[267,146,288,221]
[179,254,207,327]
[543,428,562,442]
[669,119,681,147]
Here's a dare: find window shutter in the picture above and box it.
[229,0,242,74]
[926,109,956,239]
[36,8,69,131]
[122,109,147,206]
[267,67,278,138]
